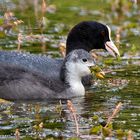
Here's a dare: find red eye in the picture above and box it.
[101,31,105,36]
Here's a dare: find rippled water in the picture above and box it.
[0,0,140,139]
[0,65,140,139]
[0,63,140,139]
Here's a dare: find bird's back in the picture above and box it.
[0,51,63,77]
[0,63,68,100]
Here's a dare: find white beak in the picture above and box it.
[105,41,120,57]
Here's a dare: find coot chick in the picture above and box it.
[0,49,95,100]
[0,21,120,76]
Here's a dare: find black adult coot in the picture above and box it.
[0,21,120,77]
[0,49,95,100]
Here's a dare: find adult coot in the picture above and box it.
[0,21,120,77]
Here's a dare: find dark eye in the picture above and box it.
[101,31,105,36]
[82,58,87,62]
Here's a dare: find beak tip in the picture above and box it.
[105,41,120,58]
[115,50,120,58]
[114,52,120,58]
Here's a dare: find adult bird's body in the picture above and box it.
[0,21,120,79]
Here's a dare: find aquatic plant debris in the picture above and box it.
[15,129,20,140]
[67,100,79,136]
[0,11,23,34]
[41,0,47,17]
[90,65,105,79]
[59,42,66,57]
[127,130,134,140]
[0,98,11,104]
[105,102,123,128]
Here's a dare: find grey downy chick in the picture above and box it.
[0,49,95,100]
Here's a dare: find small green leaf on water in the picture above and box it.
[90,125,102,135]
[22,136,34,140]
[116,56,121,61]
[106,122,113,129]
[102,122,112,137]
[116,129,126,138]
[102,127,112,137]
[131,44,137,53]
[68,137,81,140]
[0,18,4,25]
[0,32,6,38]
[90,65,102,73]
[104,59,114,65]
[92,115,99,121]
[90,66,105,79]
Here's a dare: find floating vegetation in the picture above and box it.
[0,98,11,104]
[91,66,105,79]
